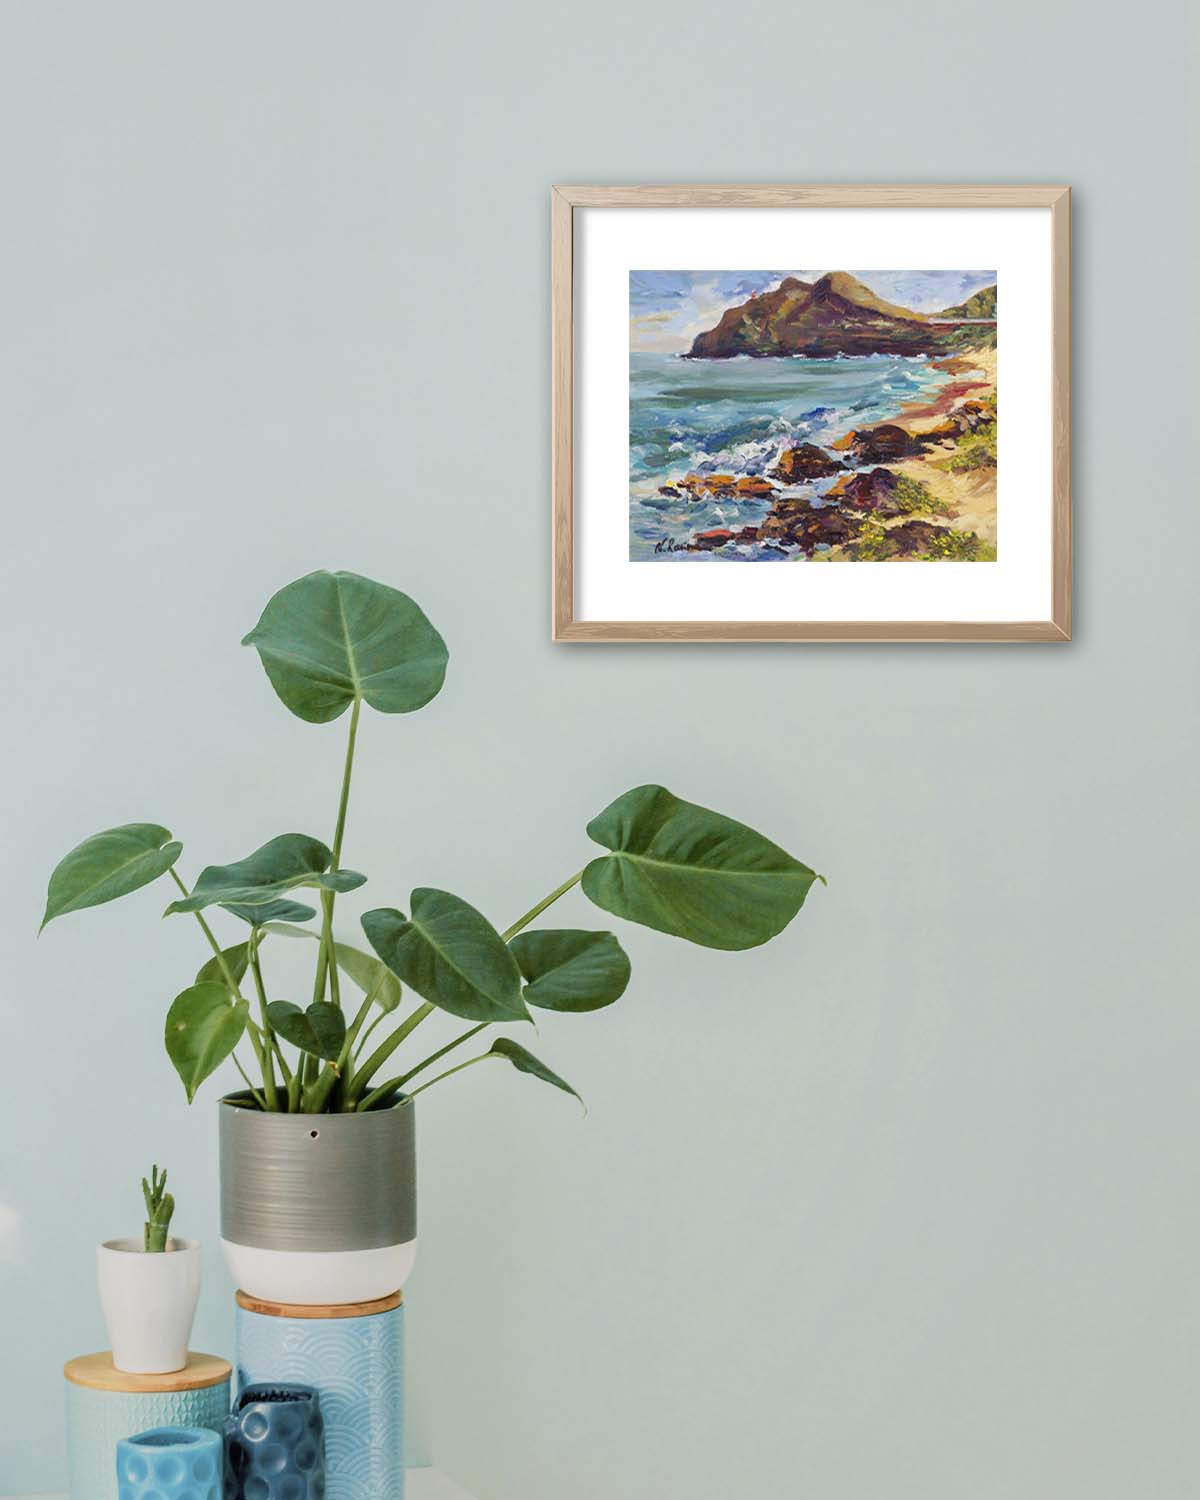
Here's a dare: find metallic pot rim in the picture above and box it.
[218,1089,414,1118]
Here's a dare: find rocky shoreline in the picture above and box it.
[654,346,998,563]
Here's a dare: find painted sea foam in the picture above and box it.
[629,351,951,561]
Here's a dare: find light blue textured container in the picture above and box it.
[64,1353,231,1500]
[234,1291,404,1500]
[115,1427,222,1500]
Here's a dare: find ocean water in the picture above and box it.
[629,350,951,561]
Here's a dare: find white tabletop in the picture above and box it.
[5,1473,478,1500]
[409,1473,479,1500]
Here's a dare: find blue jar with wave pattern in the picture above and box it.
[234,1295,404,1500]
[224,1384,326,1500]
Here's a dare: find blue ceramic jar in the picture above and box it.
[115,1427,222,1500]
[65,1351,231,1500]
[234,1291,404,1500]
[224,1383,326,1500]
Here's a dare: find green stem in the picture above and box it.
[501,869,585,941]
[331,696,361,868]
[300,1067,340,1114]
[270,1036,293,1082]
[344,1002,435,1100]
[305,992,376,1114]
[142,1166,174,1251]
[321,895,342,1013]
[406,1052,492,1100]
[272,1038,299,1109]
[265,1028,298,1109]
[357,1022,487,1113]
[300,1047,319,1089]
[317,695,360,1017]
[168,867,243,996]
[247,929,279,1111]
[169,866,274,1103]
[354,1078,403,1113]
[310,945,328,1006]
[304,700,361,1082]
[353,1008,387,1061]
[232,1052,267,1109]
[303,926,325,1088]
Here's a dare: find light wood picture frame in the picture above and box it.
[552,184,1071,643]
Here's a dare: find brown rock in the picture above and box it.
[680,472,745,497]
[704,474,738,496]
[757,515,794,542]
[693,528,735,550]
[756,498,865,555]
[771,444,843,483]
[954,399,992,431]
[827,467,902,513]
[734,476,776,498]
[790,508,864,555]
[845,424,917,463]
[887,520,948,557]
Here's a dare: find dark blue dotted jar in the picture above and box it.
[223,1384,325,1500]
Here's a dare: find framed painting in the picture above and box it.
[551,184,1071,642]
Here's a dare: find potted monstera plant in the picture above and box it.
[42,571,822,1303]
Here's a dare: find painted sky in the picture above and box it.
[630,269,997,353]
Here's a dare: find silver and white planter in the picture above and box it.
[218,1094,417,1305]
[95,1236,201,1374]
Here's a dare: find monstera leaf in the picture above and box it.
[330,942,403,1013]
[195,942,250,993]
[41,824,182,931]
[265,1001,346,1060]
[487,1038,582,1106]
[165,834,365,915]
[508,929,630,1012]
[581,785,819,951]
[242,570,449,723]
[260,925,403,1014]
[223,898,317,926]
[165,983,249,1103]
[362,890,526,1024]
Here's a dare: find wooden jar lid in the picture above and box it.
[235,1288,403,1320]
[64,1351,231,1393]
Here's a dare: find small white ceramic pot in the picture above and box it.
[95,1237,201,1374]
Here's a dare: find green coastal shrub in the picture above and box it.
[845,522,896,561]
[942,324,997,351]
[939,420,997,472]
[892,475,951,517]
[924,529,997,561]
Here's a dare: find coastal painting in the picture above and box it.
[629,270,998,562]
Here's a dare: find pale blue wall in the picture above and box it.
[1,2,1197,1496]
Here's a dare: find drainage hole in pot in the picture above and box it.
[309,1129,319,1139]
